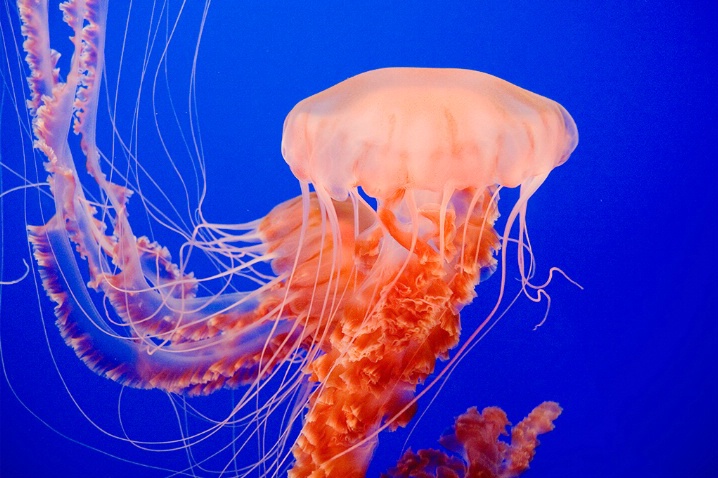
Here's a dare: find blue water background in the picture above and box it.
[1,1,716,477]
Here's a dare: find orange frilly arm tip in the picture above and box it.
[383,402,561,478]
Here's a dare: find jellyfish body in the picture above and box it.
[11,1,577,476]
[282,67,578,200]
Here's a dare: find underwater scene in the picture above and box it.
[0,1,716,477]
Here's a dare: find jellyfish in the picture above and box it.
[2,1,577,476]
[280,68,577,476]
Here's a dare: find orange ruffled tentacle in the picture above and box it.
[289,188,501,477]
[385,402,562,478]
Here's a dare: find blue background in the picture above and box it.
[1,1,716,477]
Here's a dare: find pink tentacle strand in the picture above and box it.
[19,0,298,396]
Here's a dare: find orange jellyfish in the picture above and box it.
[280,67,577,476]
[8,1,577,476]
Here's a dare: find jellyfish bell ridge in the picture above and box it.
[281,67,578,202]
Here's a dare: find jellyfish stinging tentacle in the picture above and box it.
[385,402,563,478]
[284,187,501,476]
[19,0,303,397]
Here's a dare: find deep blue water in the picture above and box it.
[1,1,716,477]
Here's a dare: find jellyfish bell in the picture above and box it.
[281,67,578,201]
